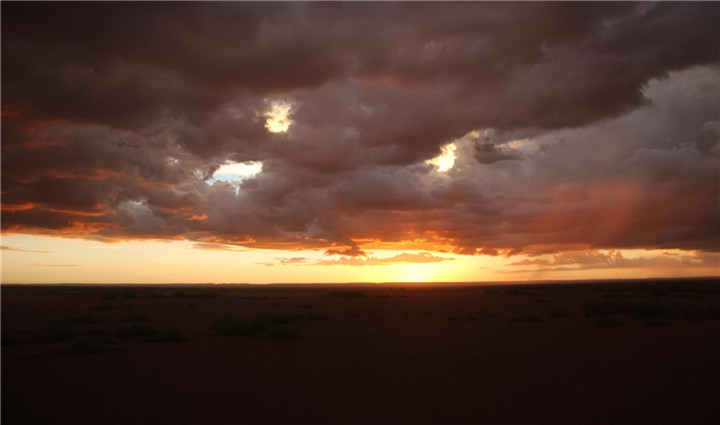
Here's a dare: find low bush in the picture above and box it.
[642,319,672,327]
[294,313,330,321]
[213,314,316,339]
[59,337,103,354]
[93,305,114,311]
[145,329,186,342]
[31,321,76,343]
[259,327,301,340]
[549,306,571,318]
[171,292,219,299]
[112,325,159,339]
[509,316,545,323]
[584,301,676,320]
[680,305,720,322]
[594,317,624,328]
[68,315,106,324]
[329,290,366,299]
[213,316,280,336]
[119,314,151,322]
[123,291,164,299]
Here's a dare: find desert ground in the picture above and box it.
[3,278,719,425]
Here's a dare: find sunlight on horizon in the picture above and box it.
[2,234,717,285]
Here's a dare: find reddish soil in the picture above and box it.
[3,279,720,425]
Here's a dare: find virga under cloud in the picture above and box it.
[2,2,719,260]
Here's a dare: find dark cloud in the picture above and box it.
[2,2,718,256]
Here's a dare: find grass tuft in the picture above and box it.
[68,315,106,324]
[59,337,104,354]
[642,319,672,327]
[119,314,151,322]
[123,291,164,299]
[212,314,312,339]
[509,316,545,323]
[680,305,720,322]
[145,329,186,342]
[594,317,624,328]
[31,321,76,343]
[112,325,159,339]
[259,327,302,340]
[171,292,219,299]
[329,290,366,299]
[549,306,571,318]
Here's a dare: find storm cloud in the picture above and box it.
[2,2,718,256]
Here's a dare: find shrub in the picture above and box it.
[213,316,278,336]
[680,305,720,321]
[330,290,366,299]
[642,319,672,327]
[123,291,164,299]
[31,322,76,343]
[59,337,103,354]
[594,317,624,328]
[68,315,105,324]
[509,316,545,323]
[171,292,219,299]
[260,327,301,340]
[213,314,310,339]
[112,325,159,339]
[93,305,114,311]
[119,314,150,322]
[293,313,330,321]
[2,334,25,346]
[585,300,683,320]
[584,301,623,318]
[625,302,675,320]
[145,329,185,342]
[549,306,571,318]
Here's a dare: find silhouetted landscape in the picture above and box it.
[3,278,719,424]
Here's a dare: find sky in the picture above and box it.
[2,2,719,284]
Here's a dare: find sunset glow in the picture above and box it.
[2,2,718,284]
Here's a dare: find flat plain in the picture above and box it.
[3,278,719,425]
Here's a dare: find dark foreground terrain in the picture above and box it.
[3,278,720,425]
